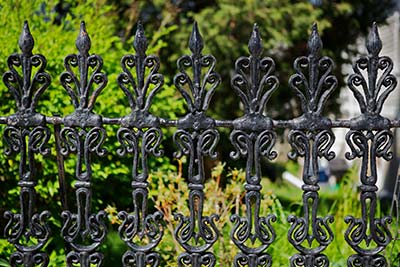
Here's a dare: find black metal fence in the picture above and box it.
[1,19,398,267]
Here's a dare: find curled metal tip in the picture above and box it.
[248,23,263,57]
[366,22,382,57]
[307,22,322,56]
[76,21,91,55]
[189,21,204,55]
[19,20,34,55]
[134,21,148,55]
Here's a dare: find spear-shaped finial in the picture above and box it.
[133,21,148,56]
[248,24,263,57]
[366,22,382,57]
[75,21,91,56]
[307,23,322,56]
[189,21,204,55]
[19,21,34,56]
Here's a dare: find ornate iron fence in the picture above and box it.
[1,19,399,267]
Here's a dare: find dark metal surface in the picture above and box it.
[286,23,337,267]
[1,20,398,267]
[173,22,220,267]
[59,22,108,267]
[229,24,277,267]
[344,23,395,267]
[116,22,164,267]
[3,21,52,267]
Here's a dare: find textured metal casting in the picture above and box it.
[116,22,164,267]
[172,22,220,267]
[286,23,337,267]
[229,24,277,267]
[3,21,52,267]
[344,22,395,267]
[59,22,108,267]
[1,20,398,267]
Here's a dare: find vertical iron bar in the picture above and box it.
[59,21,108,267]
[2,21,52,267]
[173,22,221,267]
[229,24,278,267]
[54,115,69,213]
[116,22,164,267]
[286,23,337,267]
[344,22,396,267]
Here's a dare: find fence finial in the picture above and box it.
[307,22,322,56]
[248,23,263,57]
[134,21,147,55]
[189,21,204,55]
[76,21,91,56]
[19,21,34,56]
[366,22,382,57]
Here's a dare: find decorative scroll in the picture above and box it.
[116,23,164,267]
[2,21,52,267]
[229,24,278,267]
[59,22,108,267]
[344,23,396,267]
[1,19,399,267]
[60,21,107,128]
[287,23,337,267]
[173,22,221,267]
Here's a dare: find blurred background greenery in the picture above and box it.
[0,0,399,266]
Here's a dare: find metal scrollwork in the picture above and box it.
[60,21,107,128]
[2,21,52,267]
[287,130,335,267]
[229,24,278,267]
[59,21,108,267]
[287,23,337,267]
[60,127,107,267]
[3,22,50,128]
[173,128,220,266]
[347,24,396,123]
[116,22,164,267]
[173,22,221,267]
[344,23,395,267]
[2,18,400,267]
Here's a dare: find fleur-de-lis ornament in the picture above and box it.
[59,21,108,267]
[3,21,52,267]
[287,23,337,267]
[60,21,107,128]
[116,22,164,267]
[229,24,277,267]
[173,22,220,267]
[345,22,395,267]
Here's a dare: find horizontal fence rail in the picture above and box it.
[1,19,399,267]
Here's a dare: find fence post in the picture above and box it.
[286,23,337,267]
[2,21,52,267]
[173,22,221,267]
[59,21,108,267]
[229,24,278,267]
[116,22,164,267]
[344,22,395,267]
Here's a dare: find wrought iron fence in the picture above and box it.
[1,19,399,267]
